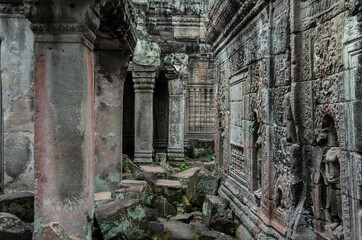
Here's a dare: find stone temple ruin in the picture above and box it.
[0,0,361,239]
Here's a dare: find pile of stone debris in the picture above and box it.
[0,154,246,240]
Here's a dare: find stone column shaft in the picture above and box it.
[133,65,157,163]
[167,79,185,160]
[94,49,130,191]
[33,32,95,237]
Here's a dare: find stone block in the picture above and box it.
[140,165,167,179]
[170,167,200,181]
[170,213,192,223]
[155,180,184,203]
[186,169,219,207]
[94,198,153,240]
[0,191,34,223]
[115,180,147,201]
[94,192,113,208]
[122,154,129,172]
[0,212,32,240]
[163,221,195,240]
[235,224,253,240]
[33,222,70,240]
[202,195,229,227]
[154,196,177,218]
[150,221,164,239]
[144,193,157,207]
[199,230,234,240]
[155,153,167,163]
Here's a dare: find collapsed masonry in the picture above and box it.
[0,0,361,239]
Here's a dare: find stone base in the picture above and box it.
[134,152,153,163]
[167,147,185,161]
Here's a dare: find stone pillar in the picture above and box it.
[167,79,185,160]
[0,2,34,193]
[133,64,157,163]
[25,2,99,237]
[94,49,130,191]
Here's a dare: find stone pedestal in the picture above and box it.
[94,49,130,191]
[133,64,157,163]
[167,79,185,160]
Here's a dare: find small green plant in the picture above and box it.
[184,156,190,162]
[166,215,172,221]
[230,227,235,235]
[179,163,189,171]
[205,154,214,160]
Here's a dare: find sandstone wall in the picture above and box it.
[206,0,362,239]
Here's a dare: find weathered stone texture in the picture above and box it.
[0,3,34,193]
[206,0,362,239]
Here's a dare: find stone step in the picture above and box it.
[139,165,167,179]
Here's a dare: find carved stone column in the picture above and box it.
[24,1,99,237]
[133,64,157,163]
[167,79,185,160]
[94,49,130,191]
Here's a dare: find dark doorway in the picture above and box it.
[122,72,135,157]
[153,72,169,153]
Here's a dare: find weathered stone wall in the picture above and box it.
[206,0,362,239]
[147,0,215,151]
[0,3,34,193]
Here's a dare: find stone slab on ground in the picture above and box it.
[155,179,185,203]
[170,167,200,180]
[170,213,193,223]
[0,212,32,240]
[0,191,34,223]
[163,221,195,240]
[94,198,153,240]
[199,230,234,240]
[140,165,167,179]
